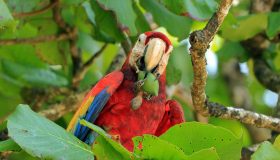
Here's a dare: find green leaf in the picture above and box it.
[160,122,243,160]
[217,41,249,62]
[140,0,192,40]
[133,135,189,160]
[91,0,124,42]
[273,135,280,151]
[35,42,65,65]
[0,0,16,31]
[80,119,133,160]
[133,2,150,34]
[252,141,280,160]
[0,139,21,152]
[220,13,267,41]
[166,50,182,85]
[96,0,137,36]
[2,60,68,87]
[6,0,42,13]
[266,12,280,39]
[183,0,218,20]
[7,104,94,160]
[7,150,39,160]
[188,147,220,160]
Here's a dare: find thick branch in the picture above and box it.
[189,0,280,132]
[0,33,75,45]
[189,0,233,115]
[206,101,280,132]
[13,0,58,18]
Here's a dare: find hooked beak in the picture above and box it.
[144,38,166,72]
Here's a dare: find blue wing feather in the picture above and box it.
[74,88,110,144]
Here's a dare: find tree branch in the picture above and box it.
[189,0,280,132]
[253,57,280,93]
[0,32,75,45]
[206,101,280,132]
[72,44,108,87]
[12,0,58,18]
[189,0,233,115]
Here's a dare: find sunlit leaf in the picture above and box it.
[160,122,243,160]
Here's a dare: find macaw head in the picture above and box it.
[129,31,173,78]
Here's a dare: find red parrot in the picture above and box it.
[67,31,185,151]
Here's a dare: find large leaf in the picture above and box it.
[220,13,267,41]
[7,104,94,160]
[266,12,280,39]
[2,60,68,87]
[160,122,243,160]
[188,147,220,160]
[133,135,220,160]
[133,135,189,160]
[140,0,192,40]
[96,0,137,36]
[80,119,133,160]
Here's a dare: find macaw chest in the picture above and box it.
[95,81,166,136]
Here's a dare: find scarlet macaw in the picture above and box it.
[67,31,185,151]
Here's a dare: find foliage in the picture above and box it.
[6,105,243,159]
[0,0,280,159]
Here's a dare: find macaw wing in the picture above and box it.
[67,71,124,144]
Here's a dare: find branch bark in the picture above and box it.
[190,0,233,115]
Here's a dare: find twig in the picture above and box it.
[39,91,87,121]
[0,33,75,45]
[72,44,108,87]
[189,0,233,115]
[51,0,71,33]
[13,0,58,18]
[83,44,108,68]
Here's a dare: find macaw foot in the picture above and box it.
[135,80,145,89]
[111,134,121,143]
